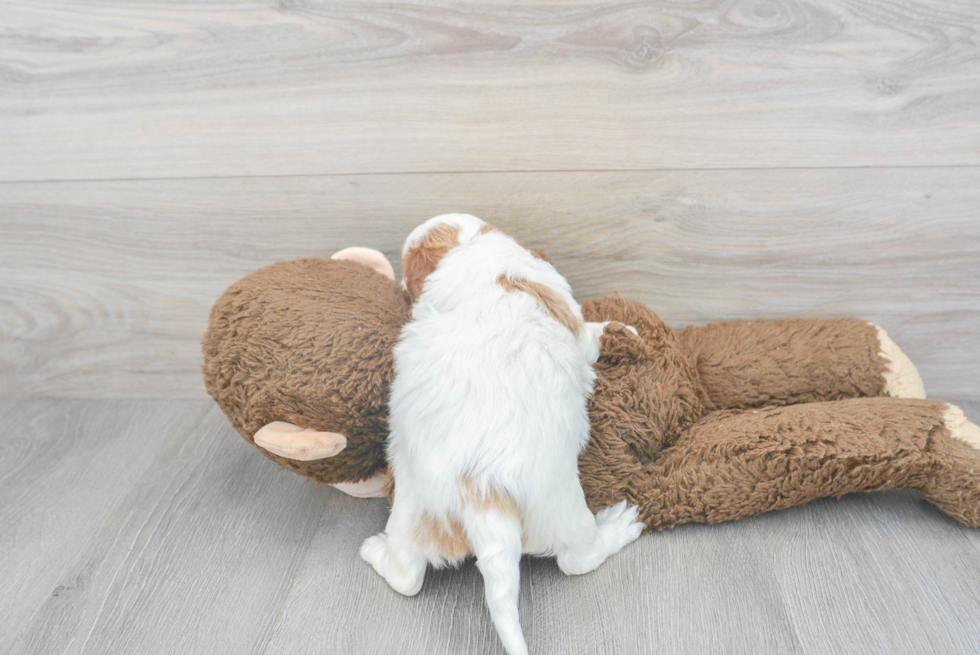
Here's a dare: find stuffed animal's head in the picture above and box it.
[202,249,410,485]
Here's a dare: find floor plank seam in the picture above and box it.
[3,162,980,186]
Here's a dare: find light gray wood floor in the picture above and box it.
[3,399,980,655]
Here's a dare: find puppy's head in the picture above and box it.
[402,213,490,302]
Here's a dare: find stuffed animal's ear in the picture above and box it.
[253,421,347,461]
[330,247,395,280]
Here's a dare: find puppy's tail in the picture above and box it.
[462,506,528,655]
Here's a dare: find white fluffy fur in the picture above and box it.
[360,214,643,655]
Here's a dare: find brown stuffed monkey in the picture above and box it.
[202,248,980,530]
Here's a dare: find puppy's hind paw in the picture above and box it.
[595,500,644,556]
[359,532,426,596]
[359,533,388,570]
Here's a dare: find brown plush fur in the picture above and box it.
[678,318,888,410]
[203,259,980,529]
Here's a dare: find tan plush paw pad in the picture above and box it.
[943,404,980,451]
[873,324,926,399]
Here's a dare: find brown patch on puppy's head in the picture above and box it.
[479,222,550,263]
[497,274,581,335]
[529,249,552,263]
[402,224,461,303]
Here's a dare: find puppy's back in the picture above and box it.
[388,233,595,531]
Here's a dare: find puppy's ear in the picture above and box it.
[403,224,460,302]
[481,222,550,263]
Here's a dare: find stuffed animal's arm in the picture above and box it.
[626,398,980,530]
[675,318,924,411]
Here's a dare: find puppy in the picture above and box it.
[360,214,643,655]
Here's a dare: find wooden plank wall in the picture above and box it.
[1,0,978,399]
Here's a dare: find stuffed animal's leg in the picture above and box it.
[676,318,924,410]
[630,398,980,530]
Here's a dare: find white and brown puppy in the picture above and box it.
[360,214,643,655]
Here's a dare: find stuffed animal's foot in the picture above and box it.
[359,533,426,596]
[943,404,980,451]
[918,404,980,527]
[873,324,926,399]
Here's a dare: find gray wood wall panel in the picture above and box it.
[2,168,978,399]
[2,400,979,654]
[2,0,979,181]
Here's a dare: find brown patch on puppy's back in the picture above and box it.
[497,274,581,335]
[403,224,461,302]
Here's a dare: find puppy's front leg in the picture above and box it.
[579,321,638,364]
